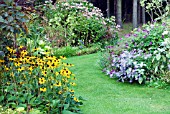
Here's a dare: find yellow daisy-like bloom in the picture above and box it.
[17,67,24,72]
[70,89,74,93]
[40,87,47,92]
[4,66,9,71]
[0,60,5,63]
[74,97,79,102]
[14,62,22,67]
[54,81,61,87]
[60,68,72,77]
[10,72,14,77]
[58,91,62,94]
[39,77,46,84]
[55,72,59,76]
[42,71,47,76]
[60,56,67,60]
[20,50,28,56]
[70,82,76,86]
[19,46,24,49]
[28,66,33,72]
[32,47,40,51]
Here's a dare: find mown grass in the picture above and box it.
[66,53,170,114]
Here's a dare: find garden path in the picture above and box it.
[66,53,170,114]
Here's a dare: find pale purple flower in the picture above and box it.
[144,35,147,38]
[125,34,131,38]
[133,34,138,37]
[162,22,166,26]
[143,29,149,34]
[162,35,164,38]
[150,42,152,45]
[168,64,170,70]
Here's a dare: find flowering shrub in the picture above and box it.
[0,46,82,113]
[103,49,147,84]
[101,21,170,87]
[128,22,168,53]
[43,0,117,47]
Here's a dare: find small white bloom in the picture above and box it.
[162,31,169,35]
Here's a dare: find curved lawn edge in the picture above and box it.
[66,53,170,114]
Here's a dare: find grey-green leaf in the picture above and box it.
[0,16,4,22]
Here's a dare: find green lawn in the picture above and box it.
[66,53,170,114]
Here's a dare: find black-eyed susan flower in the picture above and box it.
[70,89,74,93]
[0,59,5,63]
[74,97,79,102]
[58,91,62,94]
[28,66,33,72]
[60,68,72,77]
[40,87,46,92]
[54,81,61,87]
[55,72,59,76]
[17,67,24,72]
[42,71,47,76]
[10,72,14,77]
[70,82,76,86]
[60,56,67,60]
[39,77,46,84]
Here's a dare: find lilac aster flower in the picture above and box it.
[133,34,138,37]
[168,64,170,70]
[144,35,147,38]
[150,42,152,45]
[162,35,164,38]
[143,29,149,34]
[125,34,131,38]
[162,22,166,26]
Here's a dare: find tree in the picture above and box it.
[107,0,110,17]
[117,0,122,28]
[142,6,146,24]
[133,0,138,29]
[137,0,141,25]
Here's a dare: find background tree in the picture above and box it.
[107,0,110,17]
[133,0,138,29]
[117,0,122,28]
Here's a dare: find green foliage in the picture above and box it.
[140,0,169,21]
[42,0,117,47]
[0,46,82,113]
[0,0,29,49]
[54,46,78,57]
[128,22,167,53]
[101,21,170,87]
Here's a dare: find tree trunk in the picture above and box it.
[114,0,117,16]
[117,0,122,28]
[133,0,138,29]
[142,7,146,24]
[137,0,141,25]
[107,0,110,17]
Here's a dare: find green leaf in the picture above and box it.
[17,104,27,108]
[0,96,4,102]
[8,16,14,22]
[155,66,158,73]
[62,110,76,114]
[29,97,36,104]
[166,53,170,58]
[138,77,143,84]
[64,104,69,110]
[78,96,87,101]
[0,16,4,23]
[51,100,60,107]
[156,54,161,60]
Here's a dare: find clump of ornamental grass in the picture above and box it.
[0,46,82,113]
